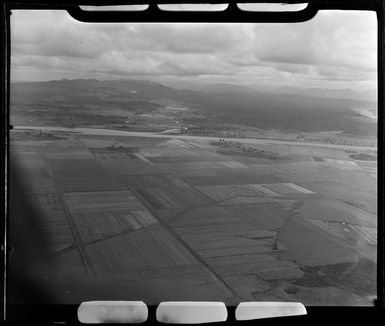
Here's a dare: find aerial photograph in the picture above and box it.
[8,8,377,306]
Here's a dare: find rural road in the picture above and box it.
[13,125,376,152]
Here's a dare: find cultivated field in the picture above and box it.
[9,128,377,305]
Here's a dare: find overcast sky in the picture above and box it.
[10,9,377,91]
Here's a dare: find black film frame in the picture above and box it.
[0,0,384,324]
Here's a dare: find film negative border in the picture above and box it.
[77,301,307,324]
[1,0,384,324]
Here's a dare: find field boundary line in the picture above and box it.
[46,164,96,278]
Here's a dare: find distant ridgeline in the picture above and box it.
[10,79,377,137]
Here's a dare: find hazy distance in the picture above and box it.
[10,10,377,101]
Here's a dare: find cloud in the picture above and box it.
[316,65,377,82]
[250,11,376,70]
[123,24,244,54]
[10,9,377,91]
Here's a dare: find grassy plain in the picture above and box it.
[9,128,377,305]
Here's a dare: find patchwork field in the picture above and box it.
[9,129,377,305]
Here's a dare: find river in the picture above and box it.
[13,125,376,152]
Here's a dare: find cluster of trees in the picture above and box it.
[106,145,140,153]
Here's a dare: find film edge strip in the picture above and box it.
[3,0,384,320]
[78,300,307,324]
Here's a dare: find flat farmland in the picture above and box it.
[9,129,377,305]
